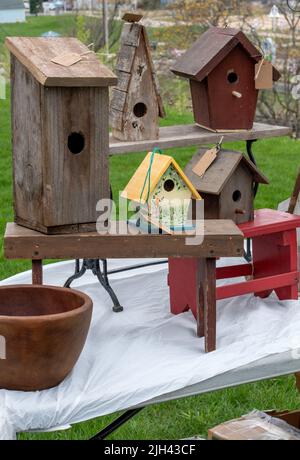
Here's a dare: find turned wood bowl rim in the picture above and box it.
[0,284,93,321]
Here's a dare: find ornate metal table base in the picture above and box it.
[64,259,124,313]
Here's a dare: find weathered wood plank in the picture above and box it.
[109,123,291,155]
[121,22,141,47]
[32,260,43,285]
[42,86,109,227]
[11,56,44,227]
[110,88,128,112]
[115,43,136,73]
[4,222,244,260]
[6,37,117,87]
[114,70,131,92]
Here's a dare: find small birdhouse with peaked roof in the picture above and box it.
[122,151,201,231]
[185,149,269,224]
[110,13,165,142]
[171,27,280,132]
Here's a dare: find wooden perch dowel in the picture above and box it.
[232,91,242,98]
[235,209,246,215]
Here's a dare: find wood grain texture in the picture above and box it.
[4,222,244,260]
[32,260,43,285]
[109,123,291,155]
[197,258,217,352]
[207,46,258,130]
[42,86,109,227]
[5,37,117,87]
[219,163,254,224]
[11,56,44,227]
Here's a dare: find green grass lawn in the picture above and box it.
[0,16,299,441]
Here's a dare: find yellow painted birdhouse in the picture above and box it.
[121,151,201,231]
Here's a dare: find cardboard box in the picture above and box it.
[208,410,300,440]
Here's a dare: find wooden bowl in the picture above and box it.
[0,285,93,391]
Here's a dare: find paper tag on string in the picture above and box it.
[255,59,273,89]
[51,52,82,67]
[192,147,218,178]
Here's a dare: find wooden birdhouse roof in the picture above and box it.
[171,27,280,82]
[122,152,201,204]
[185,149,269,195]
[113,20,165,117]
[5,37,117,87]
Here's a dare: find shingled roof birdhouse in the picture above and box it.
[110,13,165,141]
[6,37,117,234]
[122,151,201,231]
[185,149,269,224]
[171,27,280,131]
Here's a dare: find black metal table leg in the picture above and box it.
[90,407,144,440]
[64,259,123,313]
[244,139,259,263]
[246,139,259,197]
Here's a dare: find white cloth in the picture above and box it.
[0,258,300,440]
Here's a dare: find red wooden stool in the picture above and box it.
[168,209,300,352]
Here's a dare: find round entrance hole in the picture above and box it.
[232,190,242,202]
[68,132,85,155]
[133,102,147,118]
[227,71,239,84]
[164,179,175,192]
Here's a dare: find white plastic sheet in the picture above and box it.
[0,258,300,440]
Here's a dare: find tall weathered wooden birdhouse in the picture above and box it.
[110,13,165,141]
[171,27,280,131]
[185,149,269,224]
[122,152,201,231]
[6,37,117,234]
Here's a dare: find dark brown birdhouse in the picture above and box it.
[110,13,165,141]
[185,149,269,224]
[171,27,280,131]
[6,37,117,234]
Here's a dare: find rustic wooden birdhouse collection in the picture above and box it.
[185,149,269,224]
[122,152,201,231]
[171,27,280,132]
[6,37,117,234]
[110,13,165,141]
[6,24,274,239]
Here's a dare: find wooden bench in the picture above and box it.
[4,220,243,353]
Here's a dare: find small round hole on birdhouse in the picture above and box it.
[133,102,147,118]
[227,71,239,84]
[164,179,175,192]
[68,132,85,155]
[232,190,242,202]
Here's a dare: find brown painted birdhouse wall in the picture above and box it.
[110,15,165,141]
[185,149,269,224]
[171,27,280,132]
[6,37,117,235]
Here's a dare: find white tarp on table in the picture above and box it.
[0,258,300,440]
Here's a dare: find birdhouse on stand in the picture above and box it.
[121,151,201,232]
[6,37,117,234]
[171,27,280,131]
[185,149,269,224]
[110,13,165,141]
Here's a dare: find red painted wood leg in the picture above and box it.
[32,259,43,285]
[252,230,299,300]
[198,258,217,352]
